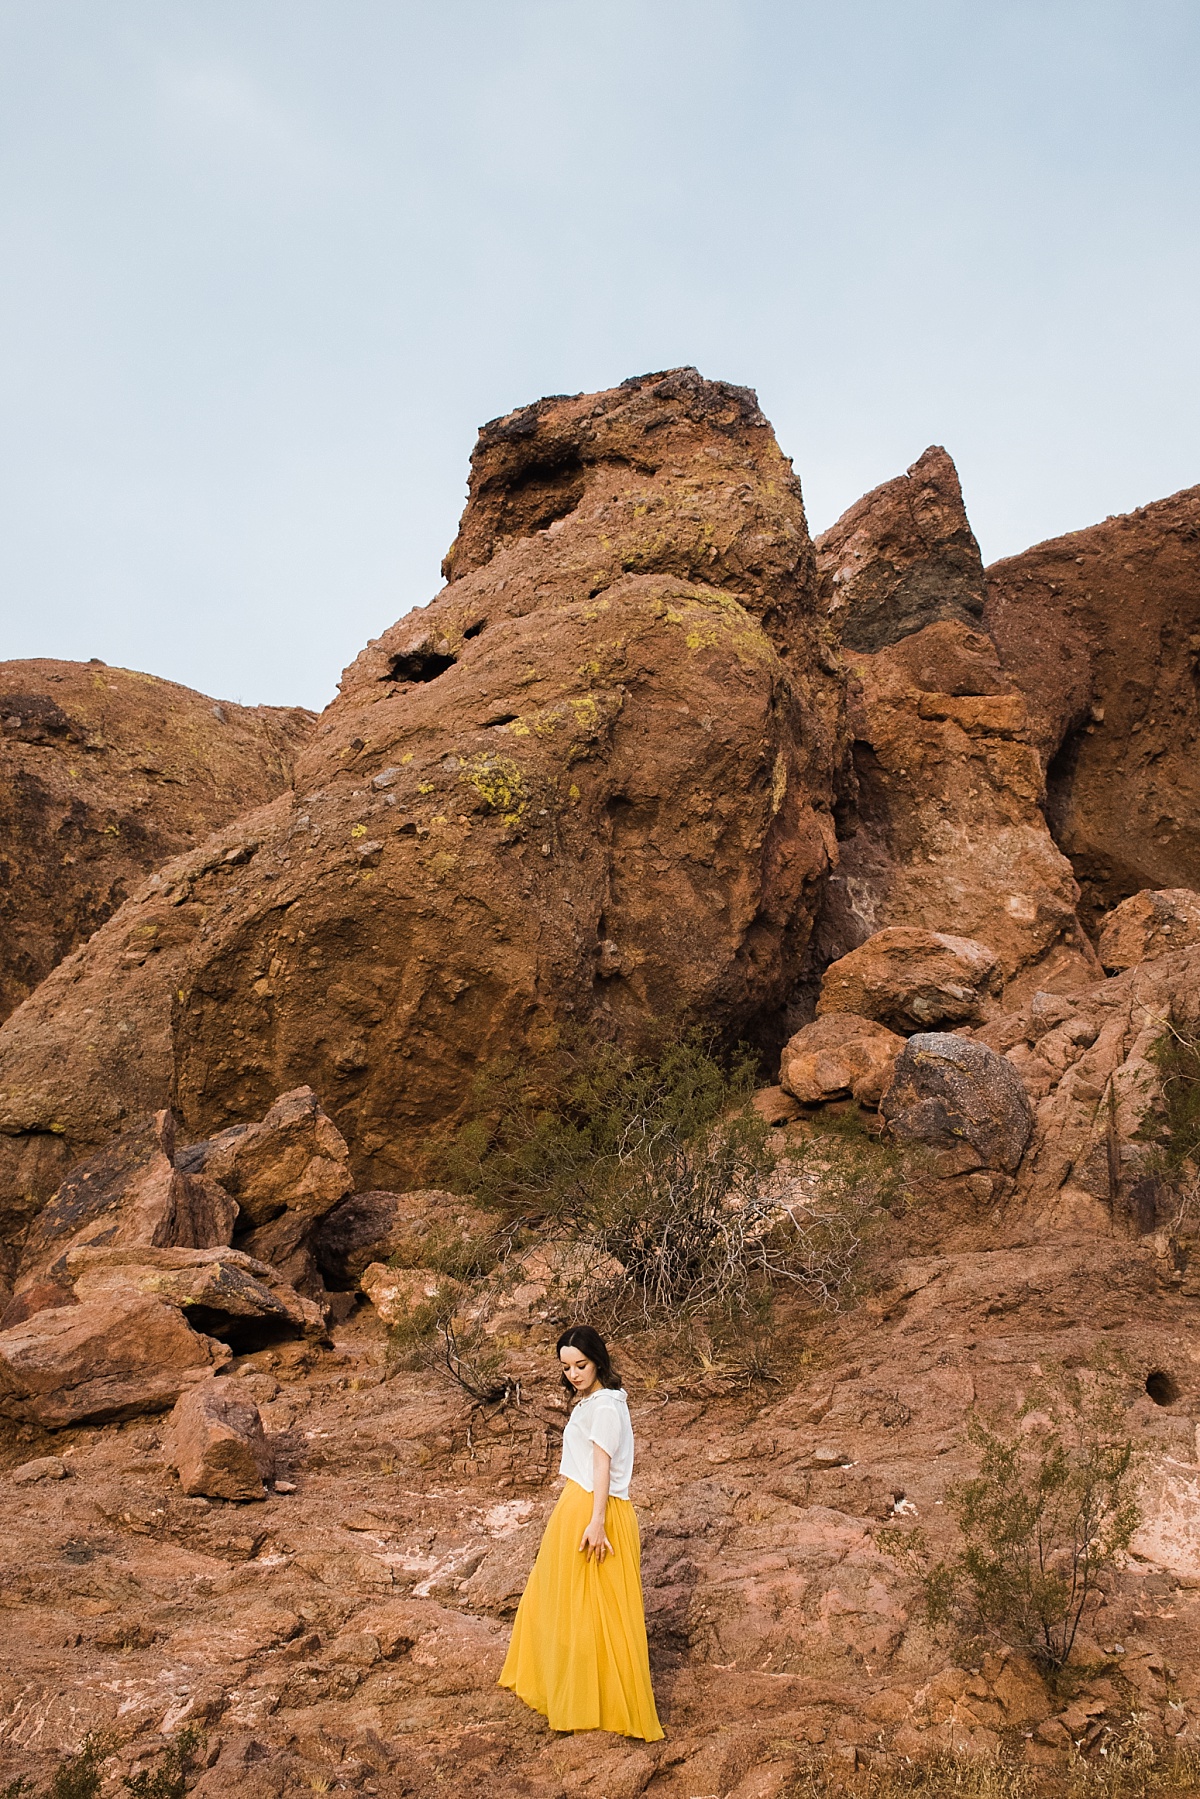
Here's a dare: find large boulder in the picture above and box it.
[815,453,1094,1004]
[64,1244,327,1345]
[0,657,314,1025]
[0,370,844,1214]
[178,1086,353,1295]
[817,928,1001,1033]
[984,483,1200,931]
[880,1033,1034,1172]
[166,1378,273,1501]
[779,1014,904,1107]
[0,1292,229,1427]
[11,1109,236,1295]
[1097,889,1200,974]
[817,445,986,652]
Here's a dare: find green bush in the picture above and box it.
[922,1377,1139,1678]
[1146,1015,1200,1173]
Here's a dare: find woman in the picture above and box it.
[499,1325,663,1740]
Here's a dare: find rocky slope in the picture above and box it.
[0,658,314,1023]
[0,370,844,1226]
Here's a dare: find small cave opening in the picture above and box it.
[183,1305,305,1356]
[462,618,487,640]
[385,649,457,684]
[483,713,518,728]
[1146,1369,1180,1406]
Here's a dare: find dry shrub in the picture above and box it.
[441,1033,904,1324]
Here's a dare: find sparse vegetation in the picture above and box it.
[441,1032,904,1324]
[1147,1014,1200,1175]
[123,1728,203,1799]
[917,1376,1140,1679]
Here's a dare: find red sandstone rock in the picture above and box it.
[0,370,843,1218]
[1097,889,1200,973]
[779,1014,904,1106]
[817,927,1002,1033]
[0,658,314,1025]
[984,484,1200,930]
[0,1292,228,1427]
[314,1189,494,1288]
[166,1377,273,1501]
[13,1109,236,1296]
[64,1244,327,1343]
[816,483,1094,1001]
[816,446,986,652]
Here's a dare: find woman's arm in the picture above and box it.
[579,1442,614,1561]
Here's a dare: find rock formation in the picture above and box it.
[778,1013,904,1107]
[0,657,314,1023]
[0,370,844,1221]
[1098,888,1200,973]
[984,483,1200,930]
[166,1377,274,1501]
[814,454,1095,1006]
[816,927,1002,1032]
[817,445,986,651]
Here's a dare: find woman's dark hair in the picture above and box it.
[556,1325,622,1395]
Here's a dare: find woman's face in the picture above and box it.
[560,1346,598,1395]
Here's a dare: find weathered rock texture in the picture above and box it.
[977,943,1200,1228]
[779,1014,904,1107]
[64,1245,327,1344]
[0,1292,229,1427]
[881,1032,1035,1173]
[0,370,843,1219]
[1098,889,1200,974]
[817,509,1095,1003]
[166,1377,273,1501]
[816,927,1001,1033]
[314,1188,493,1288]
[984,484,1200,931]
[816,446,986,652]
[0,658,314,1024]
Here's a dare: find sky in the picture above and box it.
[1,2,1197,711]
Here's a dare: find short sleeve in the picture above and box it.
[585,1396,623,1460]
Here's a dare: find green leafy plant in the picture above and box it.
[923,1377,1140,1678]
[46,1736,110,1799]
[1146,1014,1200,1173]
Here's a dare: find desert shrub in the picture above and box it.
[386,1217,502,1282]
[783,1726,1200,1797]
[1146,1014,1200,1173]
[921,1376,1139,1677]
[441,1034,898,1321]
[40,1737,110,1799]
[123,1728,203,1798]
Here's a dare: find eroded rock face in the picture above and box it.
[816,446,986,652]
[0,370,843,1216]
[0,659,314,1025]
[984,484,1200,930]
[779,1014,904,1107]
[64,1245,327,1344]
[1098,889,1200,974]
[166,1378,273,1501]
[881,1033,1034,1172]
[314,1189,493,1289]
[0,1292,228,1427]
[816,928,1001,1033]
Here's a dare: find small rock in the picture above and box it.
[166,1377,273,1502]
[779,1014,905,1107]
[812,1446,851,1467]
[273,1479,297,1494]
[1098,888,1200,972]
[12,1455,68,1484]
[751,1086,803,1127]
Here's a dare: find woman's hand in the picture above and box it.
[579,1516,614,1561]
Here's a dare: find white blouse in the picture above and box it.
[559,1387,635,1500]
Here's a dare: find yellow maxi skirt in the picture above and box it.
[499,1479,663,1740]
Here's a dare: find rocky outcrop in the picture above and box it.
[65,1245,327,1345]
[0,1292,229,1427]
[0,370,844,1217]
[984,484,1200,930]
[881,1033,1034,1172]
[778,1014,904,1107]
[816,460,1094,1005]
[816,927,1001,1033]
[12,1110,236,1295]
[0,658,314,1025]
[314,1188,493,1288]
[1098,889,1200,973]
[816,446,986,652]
[166,1378,273,1501]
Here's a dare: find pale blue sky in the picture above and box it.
[1,1,1197,709]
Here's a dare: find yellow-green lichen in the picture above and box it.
[458,754,528,826]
